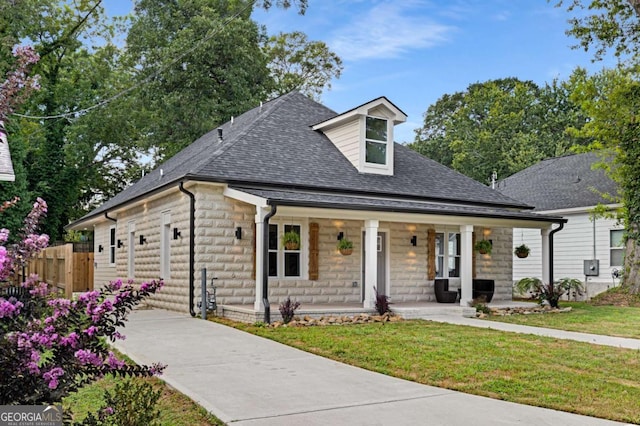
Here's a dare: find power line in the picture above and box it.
[12,1,257,121]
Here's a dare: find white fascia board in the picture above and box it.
[223,186,268,208]
[275,205,558,229]
[536,204,622,215]
[313,97,407,131]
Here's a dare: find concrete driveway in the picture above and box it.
[113,309,628,426]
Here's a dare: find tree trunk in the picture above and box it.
[623,226,640,294]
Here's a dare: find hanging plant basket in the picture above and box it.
[337,237,353,256]
[281,230,300,251]
[474,239,492,255]
[285,241,300,250]
[514,244,530,259]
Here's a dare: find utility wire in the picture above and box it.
[12,0,257,121]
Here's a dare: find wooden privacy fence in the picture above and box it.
[20,244,94,298]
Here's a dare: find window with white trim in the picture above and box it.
[268,223,302,278]
[128,221,135,278]
[435,231,460,278]
[160,212,171,279]
[365,116,388,165]
[109,226,116,266]
[610,229,624,267]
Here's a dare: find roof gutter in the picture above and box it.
[262,204,277,323]
[548,221,565,284]
[179,182,197,317]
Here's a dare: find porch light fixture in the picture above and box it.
[337,232,344,241]
[139,235,147,245]
[173,227,181,240]
[98,244,104,252]
[235,226,242,240]
[410,235,417,246]
[117,239,124,248]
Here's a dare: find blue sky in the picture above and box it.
[104,0,619,143]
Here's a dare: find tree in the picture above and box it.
[558,0,640,60]
[3,1,146,240]
[559,0,640,293]
[263,31,343,100]
[125,0,274,160]
[0,43,40,239]
[409,77,589,182]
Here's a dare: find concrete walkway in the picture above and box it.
[113,309,633,426]
[426,315,640,350]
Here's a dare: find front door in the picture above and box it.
[362,231,387,302]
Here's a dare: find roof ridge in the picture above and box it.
[191,93,297,174]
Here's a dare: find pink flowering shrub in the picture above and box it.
[0,199,165,405]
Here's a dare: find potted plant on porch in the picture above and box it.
[337,237,353,255]
[514,244,530,258]
[281,230,300,250]
[474,239,492,255]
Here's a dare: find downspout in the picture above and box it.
[104,212,116,222]
[262,204,277,324]
[179,182,197,317]
[548,221,565,284]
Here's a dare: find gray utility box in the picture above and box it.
[584,259,600,276]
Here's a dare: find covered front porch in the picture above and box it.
[219,186,564,324]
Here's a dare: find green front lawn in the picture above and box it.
[219,318,640,424]
[485,302,640,339]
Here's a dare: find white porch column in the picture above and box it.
[460,225,473,306]
[541,228,550,284]
[363,219,379,309]
[254,208,268,311]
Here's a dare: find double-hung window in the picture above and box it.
[109,226,116,266]
[365,116,388,165]
[435,231,460,278]
[268,223,302,278]
[610,229,624,267]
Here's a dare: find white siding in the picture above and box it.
[513,212,623,297]
[93,223,119,289]
[322,121,360,168]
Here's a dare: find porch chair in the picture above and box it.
[472,279,495,303]
[434,278,458,303]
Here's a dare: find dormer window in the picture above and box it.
[365,117,388,165]
[312,96,407,176]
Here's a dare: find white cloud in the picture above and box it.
[329,2,456,61]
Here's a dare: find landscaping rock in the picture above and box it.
[268,313,402,327]
[489,306,573,316]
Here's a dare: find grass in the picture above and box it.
[63,372,224,425]
[216,317,640,424]
[485,301,640,339]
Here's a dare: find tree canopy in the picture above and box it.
[263,31,343,100]
[409,77,589,183]
[0,0,336,240]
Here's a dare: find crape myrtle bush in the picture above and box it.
[0,198,164,405]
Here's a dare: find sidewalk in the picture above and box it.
[113,309,633,426]
[426,315,640,350]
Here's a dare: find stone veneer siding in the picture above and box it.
[474,227,513,301]
[96,188,192,312]
[95,181,514,312]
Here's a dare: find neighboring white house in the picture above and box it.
[497,152,623,299]
[67,92,563,322]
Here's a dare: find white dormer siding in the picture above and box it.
[313,97,407,176]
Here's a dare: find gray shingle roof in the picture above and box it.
[496,152,619,211]
[73,92,533,225]
[229,186,561,223]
